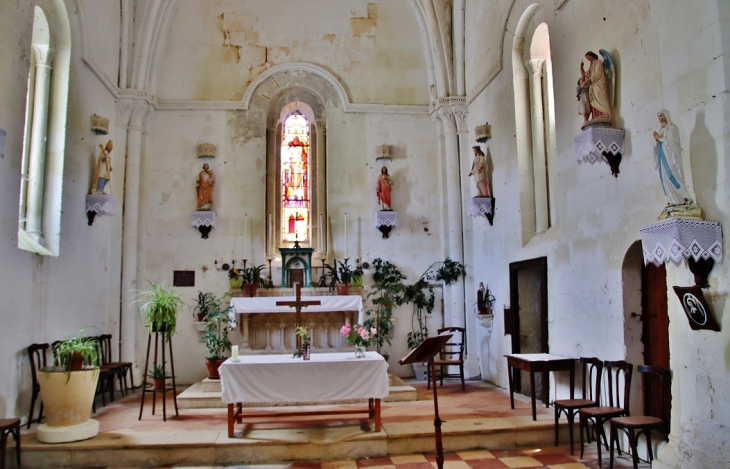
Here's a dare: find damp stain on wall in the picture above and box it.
[351,3,378,37]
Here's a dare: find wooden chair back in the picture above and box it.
[638,365,671,432]
[579,357,603,405]
[436,327,465,364]
[602,360,633,413]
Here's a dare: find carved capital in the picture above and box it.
[129,102,153,132]
[31,44,54,67]
[528,58,546,76]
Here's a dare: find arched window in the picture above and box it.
[281,112,310,243]
[18,2,71,256]
[512,9,558,243]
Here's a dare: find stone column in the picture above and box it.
[529,59,549,233]
[315,120,326,257]
[119,100,152,370]
[434,101,466,328]
[25,44,54,240]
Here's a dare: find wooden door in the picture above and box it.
[641,262,670,418]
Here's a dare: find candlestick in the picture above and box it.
[268,213,273,259]
[344,213,348,260]
[319,214,324,253]
[231,345,239,361]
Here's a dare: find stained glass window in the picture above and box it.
[281,112,310,242]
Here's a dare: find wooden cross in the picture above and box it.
[276,283,321,348]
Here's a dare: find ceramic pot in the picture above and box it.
[243,283,258,297]
[205,358,226,379]
[229,277,243,290]
[336,283,350,295]
[38,369,100,427]
[152,378,165,390]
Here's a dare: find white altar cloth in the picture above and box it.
[230,295,364,324]
[219,351,389,405]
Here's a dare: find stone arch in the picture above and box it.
[621,240,646,415]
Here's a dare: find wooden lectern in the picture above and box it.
[399,334,453,469]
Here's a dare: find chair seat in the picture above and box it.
[581,406,624,417]
[555,398,594,408]
[611,415,663,427]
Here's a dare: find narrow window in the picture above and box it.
[281,112,310,243]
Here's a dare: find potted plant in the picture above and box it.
[202,294,234,379]
[135,278,184,340]
[37,329,100,443]
[193,291,216,321]
[294,326,311,360]
[241,264,266,297]
[405,258,465,351]
[319,260,339,291]
[364,258,406,360]
[147,362,172,390]
[336,258,354,295]
[229,267,243,290]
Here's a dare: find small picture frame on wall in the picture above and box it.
[672,286,720,331]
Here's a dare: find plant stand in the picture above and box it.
[138,330,178,421]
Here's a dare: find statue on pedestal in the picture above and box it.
[91,140,113,195]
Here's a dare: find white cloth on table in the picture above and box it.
[219,351,389,405]
[229,295,364,326]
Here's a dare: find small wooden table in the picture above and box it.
[220,351,389,437]
[505,353,576,420]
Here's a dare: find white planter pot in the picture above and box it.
[411,362,429,381]
[37,368,100,443]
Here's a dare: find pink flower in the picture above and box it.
[340,324,351,336]
[370,328,377,336]
[360,330,370,340]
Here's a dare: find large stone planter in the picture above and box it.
[36,368,100,443]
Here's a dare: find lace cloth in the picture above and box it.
[375,211,398,227]
[85,194,116,215]
[640,218,723,266]
[467,197,494,217]
[574,126,625,163]
[191,210,216,227]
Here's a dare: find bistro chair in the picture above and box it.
[554,356,603,455]
[579,360,633,466]
[0,418,20,469]
[99,334,135,396]
[609,365,671,469]
[26,343,50,428]
[427,327,465,391]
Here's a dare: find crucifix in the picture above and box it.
[276,282,321,348]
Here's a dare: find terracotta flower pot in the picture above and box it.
[152,378,166,390]
[336,283,350,295]
[205,358,226,379]
[243,283,258,297]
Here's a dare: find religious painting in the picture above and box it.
[672,286,720,331]
[281,112,310,243]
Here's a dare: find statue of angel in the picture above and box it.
[579,49,615,126]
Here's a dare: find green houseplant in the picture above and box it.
[147,362,172,389]
[37,329,101,443]
[202,293,233,379]
[241,264,266,297]
[193,291,217,321]
[363,258,406,358]
[405,258,465,350]
[135,278,184,340]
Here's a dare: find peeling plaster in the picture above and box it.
[351,3,378,37]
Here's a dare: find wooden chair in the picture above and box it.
[427,327,465,391]
[554,357,603,455]
[26,343,50,429]
[98,334,135,395]
[609,365,671,469]
[0,418,20,469]
[579,360,633,466]
[90,336,117,406]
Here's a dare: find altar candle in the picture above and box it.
[231,345,239,361]
[319,214,324,253]
[268,213,273,259]
[344,213,348,260]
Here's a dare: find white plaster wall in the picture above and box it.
[156,0,429,105]
[0,0,122,422]
[465,0,730,467]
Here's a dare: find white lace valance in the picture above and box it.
[467,197,494,218]
[574,126,625,164]
[191,210,216,228]
[375,211,398,227]
[640,218,723,266]
[85,194,116,216]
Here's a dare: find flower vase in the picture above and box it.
[355,345,366,359]
[302,343,311,361]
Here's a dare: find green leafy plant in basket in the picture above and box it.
[51,329,99,373]
[193,291,217,321]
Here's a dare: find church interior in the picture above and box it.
[0,1,728,468]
